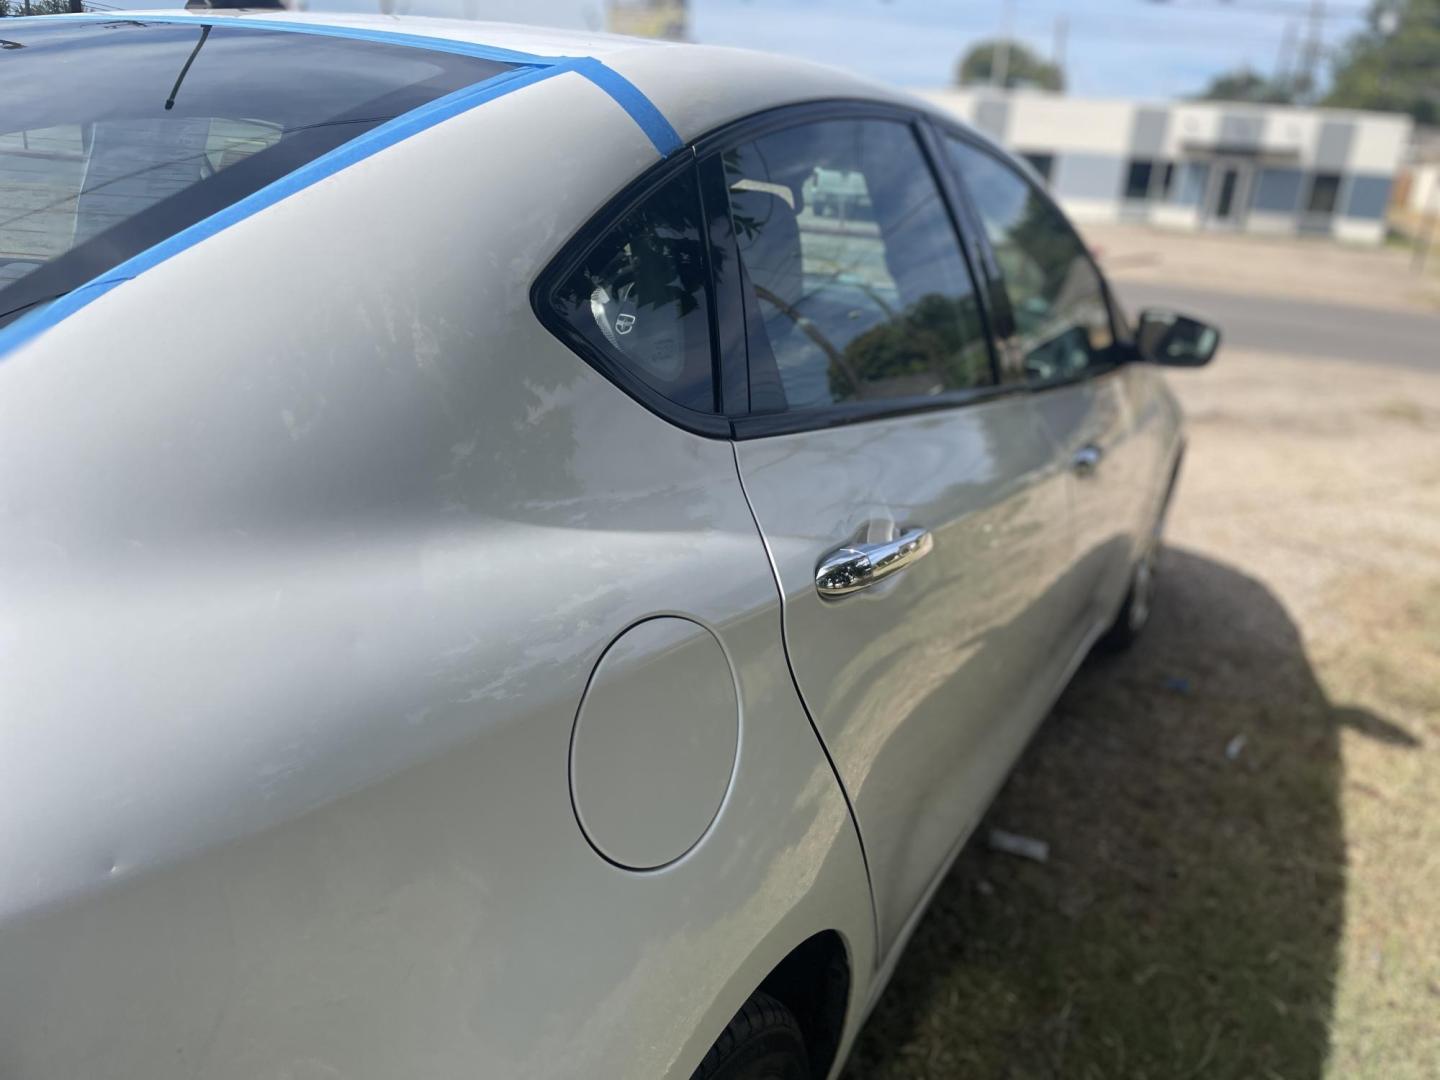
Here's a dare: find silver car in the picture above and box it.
[0,12,1217,1079]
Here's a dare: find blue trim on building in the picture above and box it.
[1344,175,1393,221]
[0,15,683,360]
[1252,168,1304,214]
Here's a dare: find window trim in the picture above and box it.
[697,153,751,416]
[529,147,734,439]
[931,120,1139,394]
[730,382,1021,439]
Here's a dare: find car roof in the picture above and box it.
[119,9,674,59]
[111,10,924,145]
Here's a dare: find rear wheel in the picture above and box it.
[691,991,809,1080]
[1101,541,1158,652]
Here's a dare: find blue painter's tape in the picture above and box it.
[0,64,560,360]
[3,12,553,64]
[566,57,684,158]
[23,15,684,156]
[0,17,687,358]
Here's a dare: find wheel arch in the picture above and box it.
[688,927,858,1080]
[756,930,852,1080]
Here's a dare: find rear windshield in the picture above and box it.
[0,20,513,329]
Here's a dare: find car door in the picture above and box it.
[711,107,1076,954]
[943,133,1151,647]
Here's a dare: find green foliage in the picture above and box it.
[956,39,1065,93]
[0,0,82,15]
[1325,0,1440,124]
[839,291,992,399]
[1194,68,1302,105]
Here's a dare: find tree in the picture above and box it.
[1193,67,1300,105]
[955,40,1064,92]
[0,0,82,14]
[1325,0,1440,125]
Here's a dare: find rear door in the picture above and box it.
[943,133,1150,647]
[713,107,1074,953]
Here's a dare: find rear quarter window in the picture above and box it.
[540,164,719,419]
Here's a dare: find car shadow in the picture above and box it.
[843,546,1417,1080]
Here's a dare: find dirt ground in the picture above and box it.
[1084,221,1440,314]
[843,231,1440,1079]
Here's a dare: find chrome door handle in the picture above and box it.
[1072,443,1104,476]
[815,528,934,598]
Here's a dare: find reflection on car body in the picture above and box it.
[0,13,1217,1080]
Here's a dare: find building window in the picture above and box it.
[1306,173,1342,215]
[1124,159,1154,201]
[1124,159,1175,202]
[1175,161,1211,207]
[1157,162,1176,199]
[1020,152,1054,184]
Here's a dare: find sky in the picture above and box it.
[689,0,1372,101]
[95,0,1374,102]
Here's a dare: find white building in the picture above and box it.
[920,89,1412,245]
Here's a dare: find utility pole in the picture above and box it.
[1052,14,1068,91]
[1298,0,1326,103]
[992,0,1015,89]
[1274,18,1297,93]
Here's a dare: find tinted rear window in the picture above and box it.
[0,20,513,329]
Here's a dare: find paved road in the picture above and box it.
[1113,280,1440,371]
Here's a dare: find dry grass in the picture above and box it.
[844,349,1440,1079]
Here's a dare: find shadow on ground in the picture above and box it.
[844,547,1416,1080]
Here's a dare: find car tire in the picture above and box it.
[691,991,810,1080]
[1100,541,1158,652]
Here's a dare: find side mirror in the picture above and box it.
[1135,309,1220,367]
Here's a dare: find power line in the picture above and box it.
[1138,0,1369,18]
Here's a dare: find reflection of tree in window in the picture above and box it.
[550,167,715,413]
[837,292,992,401]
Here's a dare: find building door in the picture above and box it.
[1205,158,1253,228]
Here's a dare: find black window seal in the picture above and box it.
[731,381,1025,440]
[917,118,1027,386]
[913,114,1008,388]
[930,119,1142,394]
[696,152,750,417]
[529,147,734,440]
